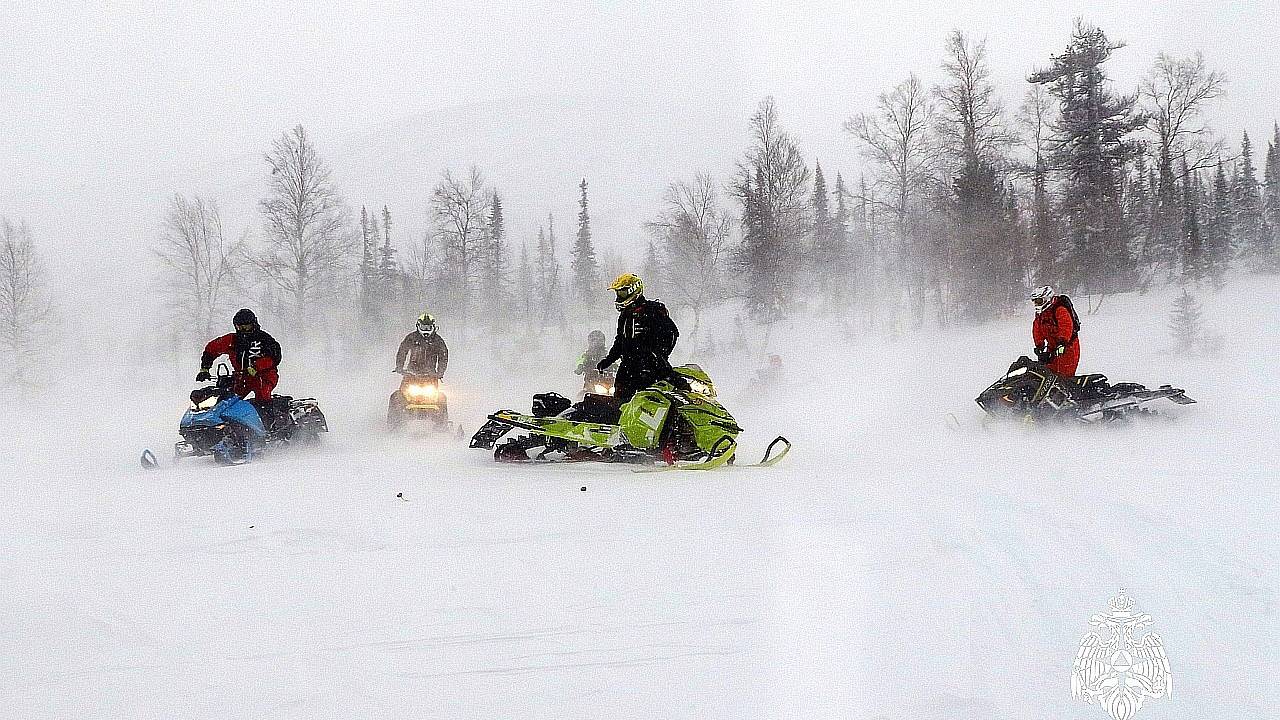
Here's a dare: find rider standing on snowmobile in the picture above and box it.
[576,330,612,376]
[197,308,281,401]
[395,313,448,378]
[1030,285,1081,376]
[597,273,679,403]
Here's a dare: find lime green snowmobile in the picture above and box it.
[469,364,790,470]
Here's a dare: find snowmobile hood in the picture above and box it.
[672,364,717,397]
[180,395,267,437]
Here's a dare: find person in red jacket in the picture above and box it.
[196,308,282,401]
[1030,285,1080,376]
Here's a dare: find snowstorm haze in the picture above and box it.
[6,3,1280,718]
[3,0,1277,325]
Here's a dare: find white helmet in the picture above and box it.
[1029,285,1055,312]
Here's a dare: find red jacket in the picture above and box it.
[1032,299,1080,376]
[201,328,281,378]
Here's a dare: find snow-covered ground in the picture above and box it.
[2,281,1276,719]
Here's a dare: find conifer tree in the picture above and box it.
[1234,132,1273,271]
[1029,21,1145,293]
[1204,162,1235,287]
[1179,160,1204,283]
[571,179,600,309]
[1168,287,1205,351]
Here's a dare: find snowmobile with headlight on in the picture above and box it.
[388,370,451,432]
[470,364,789,470]
[141,365,328,468]
[976,356,1194,424]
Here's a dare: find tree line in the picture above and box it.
[5,19,1280,380]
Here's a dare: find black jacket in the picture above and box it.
[201,327,281,375]
[396,331,448,376]
[601,297,679,397]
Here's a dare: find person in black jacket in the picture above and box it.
[196,308,282,400]
[395,313,449,378]
[597,273,679,403]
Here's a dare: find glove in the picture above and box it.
[196,369,211,382]
[596,358,612,372]
[245,365,258,377]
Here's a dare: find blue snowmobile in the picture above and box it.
[141,366,328,468]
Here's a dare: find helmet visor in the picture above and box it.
[234,322,254,333]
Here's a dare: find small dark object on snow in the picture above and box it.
[396,492,406,501]
[580,486,587,491]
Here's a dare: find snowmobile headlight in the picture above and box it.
[1007,367,1028,378]
[686,379,715,397]
[593,383,613,395]
[406,383,438,399]
[192,395,219,411]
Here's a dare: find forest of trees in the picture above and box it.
[5,19,1280,378]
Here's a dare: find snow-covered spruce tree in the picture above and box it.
[481,192,510,331]
[358,206,379,330]
[536,215,565,329]
[1265,123,1280,261]
[570,179,600,316]
[1203,162,1235,287]
[1179,160,1205,284]
[1029,21,1145,295]
[644,174,733,340]
[252,125,352,340]
[153,194,243,343]
[806,162,833,302]
[377,206,399,322]
[1235,132,1275,272]
[641,240,661,297]
[0,218,58,380]
[732,97,811,324]
[829,171,856,312]
[1168,287,1205,351]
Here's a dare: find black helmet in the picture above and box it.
[416,313,436,335]
[233,308,258,333]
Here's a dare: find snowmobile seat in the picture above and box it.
[1071,374,1110,398]
[568,393,621,424]
[532,392,572,418]
[250,396,294,434]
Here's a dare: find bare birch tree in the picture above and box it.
[153,194,243,341]
[0,218,57,379]
[645,174,732,338]
[845,74,939,320]
[430,166,491,327]
[252,125,352,337]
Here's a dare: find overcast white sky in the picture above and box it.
[2,1,1278,303]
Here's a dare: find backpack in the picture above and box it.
[1054,295,1082,343]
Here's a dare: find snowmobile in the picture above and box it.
[141,366,328,468]
[976,356,1194,424]
[388,371,452,432]
[470,364,790,470]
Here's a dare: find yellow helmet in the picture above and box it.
[608,273,644,310]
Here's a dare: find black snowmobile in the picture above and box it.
[976,356,1194,424]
